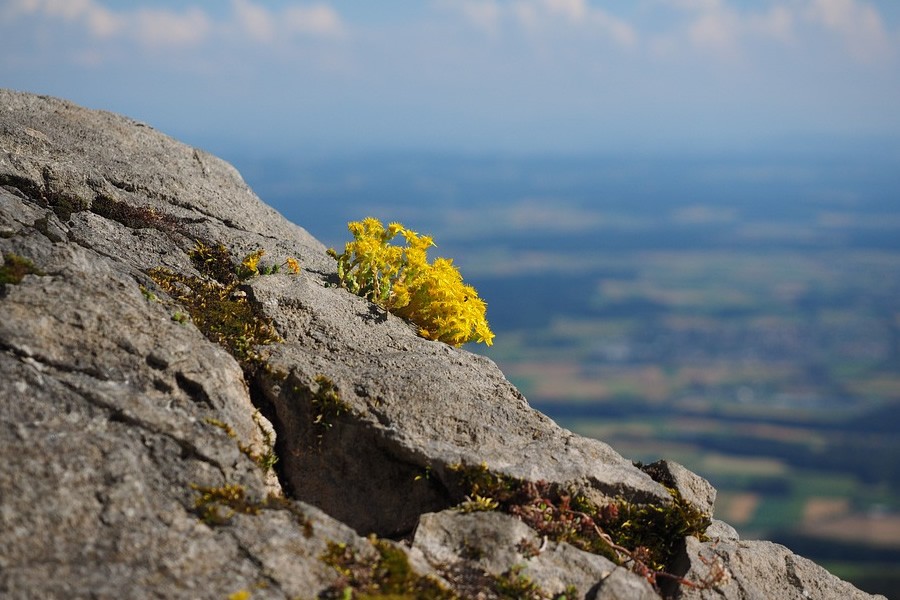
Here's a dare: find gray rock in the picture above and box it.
[0,89,350,599]
[595,568,661,600]
[706,519,740,542]
[674,537,888,600]
[0,88,883,600]
[254,274,670,536]
[640,459,717,517]
[413,509,658,599]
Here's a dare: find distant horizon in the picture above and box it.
[201,129,900,170]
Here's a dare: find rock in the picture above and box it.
[412,509,631,598]
[674,537,888,600]
[706,519,740,542]
[595,568,661,600]
[0,88,884,599]
[254,275,669,537]
[640,459,717,516]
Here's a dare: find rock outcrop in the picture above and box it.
[0,89,884,599]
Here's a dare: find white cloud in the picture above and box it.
[133,7,211,47]
[4,1,347,51]
[660,0,722,10]
[283,4,345,37]
[676,3,796,55]
[541,0,588,22]
[232,0,276,42]
[85,5,121,37]
[225,1,347,43]
[455,0,503,35]
[6,0,210,46]
[687,10,737,51]
[753,6,793,42]
[664,0,892,63]
[6,0,123,37]
[806,0,892,61]
[446,0,637,47]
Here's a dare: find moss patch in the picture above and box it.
[147,244,281,372]
[0,252,44,285]
[191,483,312,534]
[91,195,188,236]
[190,241,240,286]
[320,536,456,600]
[205,413,278,475]
[454,463,711,581]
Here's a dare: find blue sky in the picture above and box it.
[2,0,899,156]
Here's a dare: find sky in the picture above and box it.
[2,0,900,157]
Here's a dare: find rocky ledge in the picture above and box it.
[0,89,885,599]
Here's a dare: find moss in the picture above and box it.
[91,195,187,236]
[320,536,456,600]
[191,483,312,534]
[147,256,281,372]
[452,463,711,581]
[205,414,278,475]
[192,483,263,526]
[190,241,240,286]
[492,566,545,600]
[139,285,160,303]
[0,252,44,285]
[306,375,352,446]
[49,193,89,221]
[611,487,712,572]
[490,567,578,600]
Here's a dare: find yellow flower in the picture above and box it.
[285,257,301,274]
[241,249,265,275]
[388,222,405,237]
[329,217,494,347]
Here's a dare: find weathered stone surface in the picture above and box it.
[706,519,740,542]
[0,90,352,599]
[413,510,627,597]
[675,537,887,600]
[640,459,717,516]
[254,274,669,537]
[0,89,884,599]
[595,568,661,600]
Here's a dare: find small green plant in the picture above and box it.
[451,463,720,591]
[191,483,312,533]
[139,285,160,303]
[0,252,44,285]
[328,217,494,347]
[493,565,545,600]
[457,494,500,513]
[147,242,285,371]
[237,248,301,279]
[306,375,352,446]
[320,536,456,599]
[205,413,278,475]
[191,483,263,525]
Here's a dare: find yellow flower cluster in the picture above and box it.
[328,217,494,347]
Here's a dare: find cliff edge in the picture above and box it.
[0,89,884,599]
